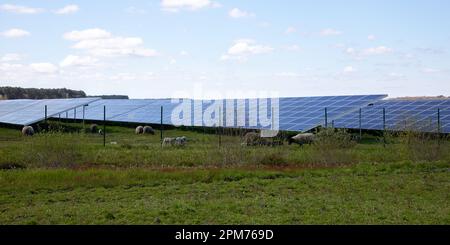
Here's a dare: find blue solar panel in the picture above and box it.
[334,99,450,133]
[62,95,386,132]
[0,98,101,125]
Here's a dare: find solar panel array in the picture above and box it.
[334,99,450,133]
[0,98,100,126]
[61,95,387,132]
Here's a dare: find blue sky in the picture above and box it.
[0,0,449,98]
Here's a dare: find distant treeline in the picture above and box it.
[0,86,86,100]
[0,86,129,100]
[88,95,129,99]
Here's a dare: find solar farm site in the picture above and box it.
[0,94,449,225]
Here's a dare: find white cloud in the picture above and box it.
[284,45,301,52]
[180,50,189,56]
[344,46,393,58]
[0,62,24,72]
[285,27,297,34]
[388,72,404,78]
[343,66,357,73]
[345,47,356,55]
[422,68,440,73]
[1,53,22,62]
[368,34,376,41]
[30,63,58,73]
[276,72,302,78]
[63,28,112,41]
[125,6,147,15]
[0,4,44,14]
[320,28,342,36]
[64,28,158,58]
[228,8,254,18]
[1,28,31,38]
[60,55,98,67]
[54,5,79,15]
[361,46,392,55]
[221,39,273,61]
[161,0,221,12]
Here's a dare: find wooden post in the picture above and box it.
[324,107,328,128]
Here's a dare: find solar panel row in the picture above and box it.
[334,99,450,133]
[0,98,101,126]
[61,95,387,132]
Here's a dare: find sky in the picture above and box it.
[0,0,449,99]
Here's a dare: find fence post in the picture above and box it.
[82,105,86,130]
[383,107,386,147]
[103,105,106,147]
[437,108,441,134]
[160,106,163,144]
[359,108,362,139]
[44,105,47,123]
[324,107,328,128]
[437,108,441,146]
[218,106,222,147]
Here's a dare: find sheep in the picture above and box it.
[135,126,144,134]
[175,136,187,146]
[162,137,175,146]
[21,126,34,136]
[162,136,187,147]
[242,132,267,146]
[89,124,98,134]
[288,133,316,146]
[98,129,104,135]
[143,126,155,135]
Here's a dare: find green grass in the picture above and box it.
[1,126,449,168]
[0,125,449,224]
[0,162,449,224]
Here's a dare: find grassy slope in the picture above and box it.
[0,162,449,224]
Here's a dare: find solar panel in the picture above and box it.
[0,98,101,126]
[62,95,386,132]
[334,99,450,133]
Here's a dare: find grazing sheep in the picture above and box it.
[162,137,175,147]
[242,132,265,146]
[89,124,98,134]
[162,136,187,147]
[175,136,187,146]
[143,126,155,135]
[135,126,144,134]
[288,133,316,146]
[21,126,34,136]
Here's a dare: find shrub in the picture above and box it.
[313,128,356,149]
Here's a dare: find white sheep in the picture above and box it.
[162,136,187,147]
[135,126,144,134]
[143,126,155,135]
[21,126,34,136]
[288,133,316,146]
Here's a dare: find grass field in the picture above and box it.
[0,124,449,224]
